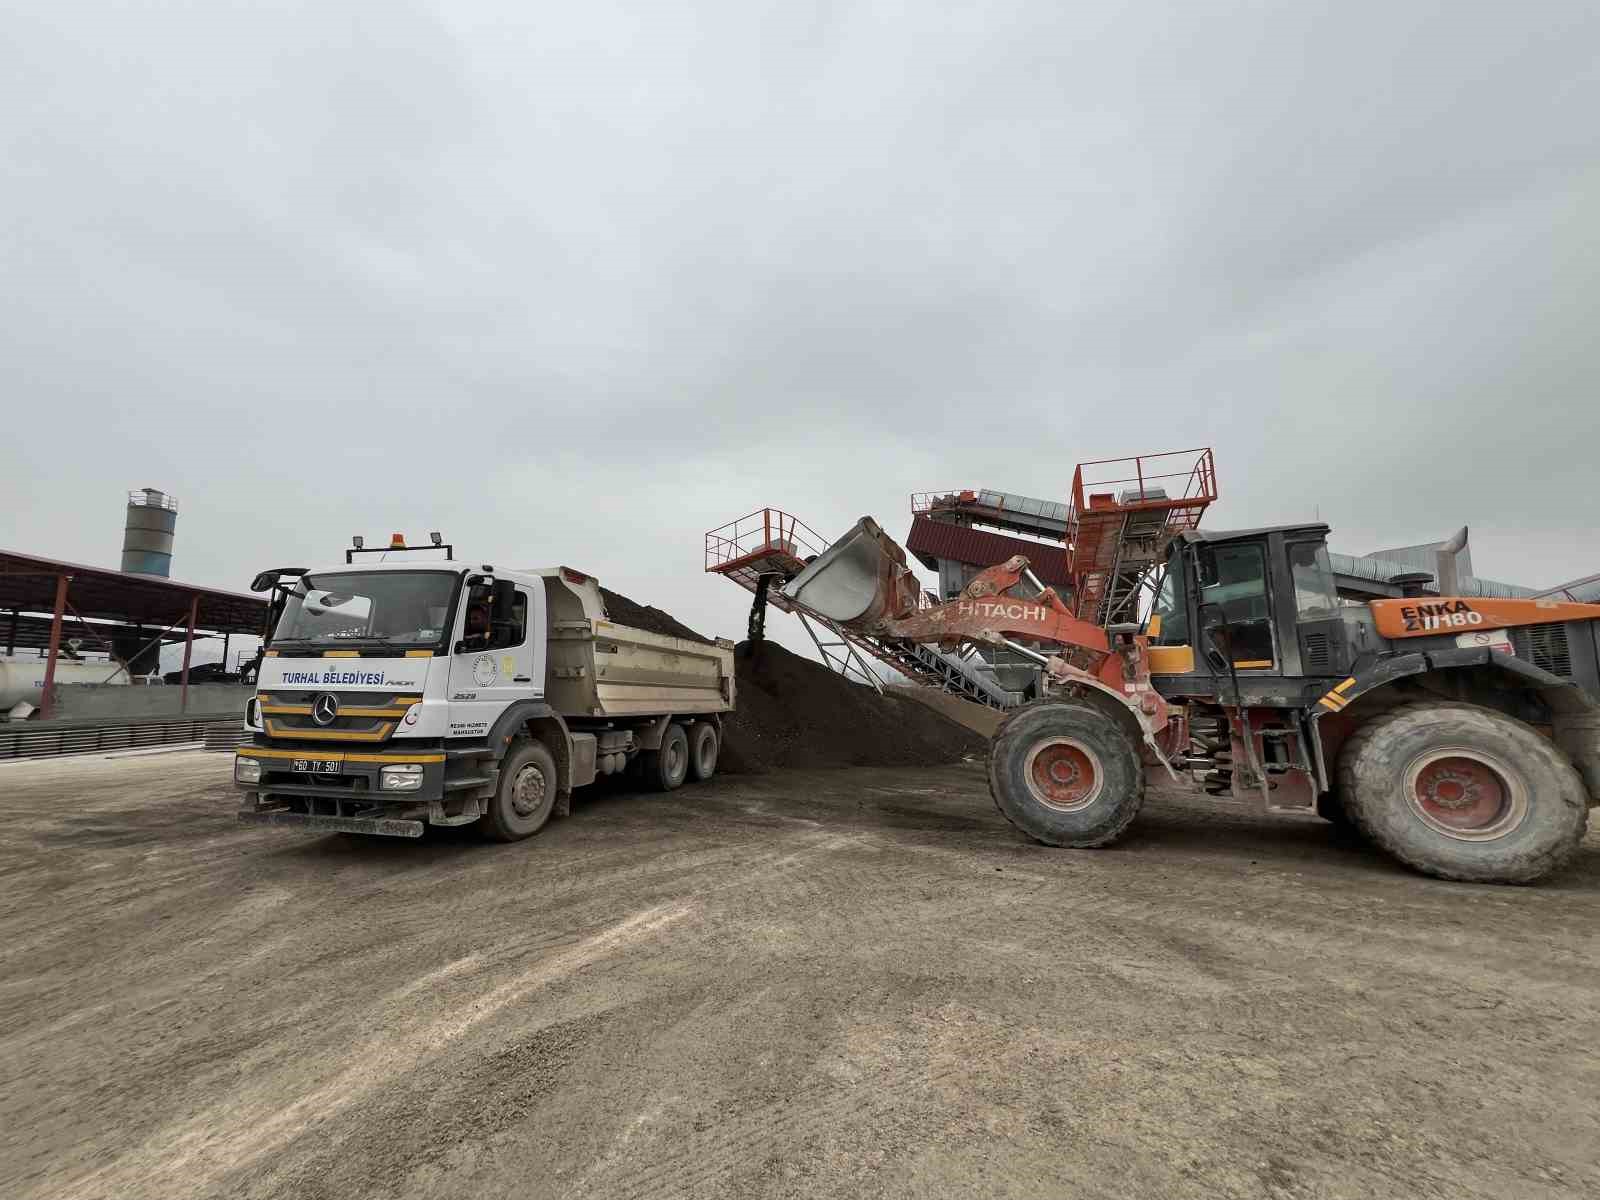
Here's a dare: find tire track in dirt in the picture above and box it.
[44,903,694,1200]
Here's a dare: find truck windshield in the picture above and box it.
[271,571,458,649]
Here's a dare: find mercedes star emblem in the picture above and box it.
[311,694,340,726]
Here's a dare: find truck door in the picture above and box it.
[446,579,540,739]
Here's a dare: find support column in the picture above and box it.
[6,607,17,657]
[179,595,199,714]
[40,575,69,720]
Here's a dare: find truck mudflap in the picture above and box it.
[237,810,424,838]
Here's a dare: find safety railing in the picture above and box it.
[704,508,829,574]
[1066,447,1217,523]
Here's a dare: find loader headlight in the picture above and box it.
[235,757,262,784]
[380,763,425,791]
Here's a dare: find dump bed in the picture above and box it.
[537,568,735,719]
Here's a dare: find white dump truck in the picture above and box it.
[235,539,734,839]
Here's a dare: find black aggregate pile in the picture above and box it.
[601,588,713,645]
[719,641,987,774]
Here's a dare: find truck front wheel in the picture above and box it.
[483,740,559,842]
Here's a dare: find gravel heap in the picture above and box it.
[719,641,986,774]
[601,588,713,645]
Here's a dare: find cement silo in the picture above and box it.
[121,488,178,577]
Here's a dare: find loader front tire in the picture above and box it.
[988,701,1144,848]
[1338,702,1588,884]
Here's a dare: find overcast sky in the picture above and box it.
[3,1,1598,665]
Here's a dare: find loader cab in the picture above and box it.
[1147,524,1352,702]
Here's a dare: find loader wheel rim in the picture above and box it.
[1024,738,1104,813]
[1403,748,1527,841]
[511,765,547,817]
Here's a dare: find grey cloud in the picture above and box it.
[3,0,1598,667]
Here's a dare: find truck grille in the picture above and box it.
[1511,624,1573,678]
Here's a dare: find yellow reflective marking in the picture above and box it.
[405,650,434,658]
[322,650,360,658]
[1335,677,1357,693]
[237,748,445,763]
[1232,659,1274,669]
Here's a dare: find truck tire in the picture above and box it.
[646,723,690,792]
[482,740,559,842]
[987,700,1144,848]
[688,722,719,782]
[1337,701,1588,884]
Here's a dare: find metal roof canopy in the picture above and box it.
[0,548,265,634]
[0,547,267,719]
[2,613,198,654]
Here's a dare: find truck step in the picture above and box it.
[238,810,424,837]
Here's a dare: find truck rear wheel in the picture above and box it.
[1338,701,1588,884]
[647,723,690,792]
[987,701,1144,848]
[483,740,558,842]
[688,722,719,782]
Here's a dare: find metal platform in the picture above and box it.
[1065,449,1217,625]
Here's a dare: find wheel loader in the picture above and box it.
[780,516,1600,884]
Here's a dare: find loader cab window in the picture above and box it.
[1199,542,1275,669]
[1150,554,1190,646]
[1289,542,1339,621]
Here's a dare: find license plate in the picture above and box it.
[291,758,343,774]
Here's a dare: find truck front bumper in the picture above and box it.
[234,743,456,834]
[237,808,425,837]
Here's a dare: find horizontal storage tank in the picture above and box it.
[0,659,130,712]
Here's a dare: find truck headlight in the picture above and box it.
[235,757,262,784]
[380,763,425,791]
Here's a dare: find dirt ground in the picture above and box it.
[3,752,1598,1200]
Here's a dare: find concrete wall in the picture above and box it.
[46,683,252,721]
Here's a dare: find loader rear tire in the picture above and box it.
[988,701,1144,848]
[1338,701,1588,884]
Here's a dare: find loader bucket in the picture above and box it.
[781,517,922,633]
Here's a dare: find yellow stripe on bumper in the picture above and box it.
[236,748,445,763]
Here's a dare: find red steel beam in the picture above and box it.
[179,595,199,713]
[39,574,69,720]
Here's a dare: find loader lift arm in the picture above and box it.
[782,518,1174,736]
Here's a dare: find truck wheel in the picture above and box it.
[988,701,1144,848]
[483,740,559,842]
[688,722,719,782]
[647,723,690,792]
[1338,701,1588,884]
